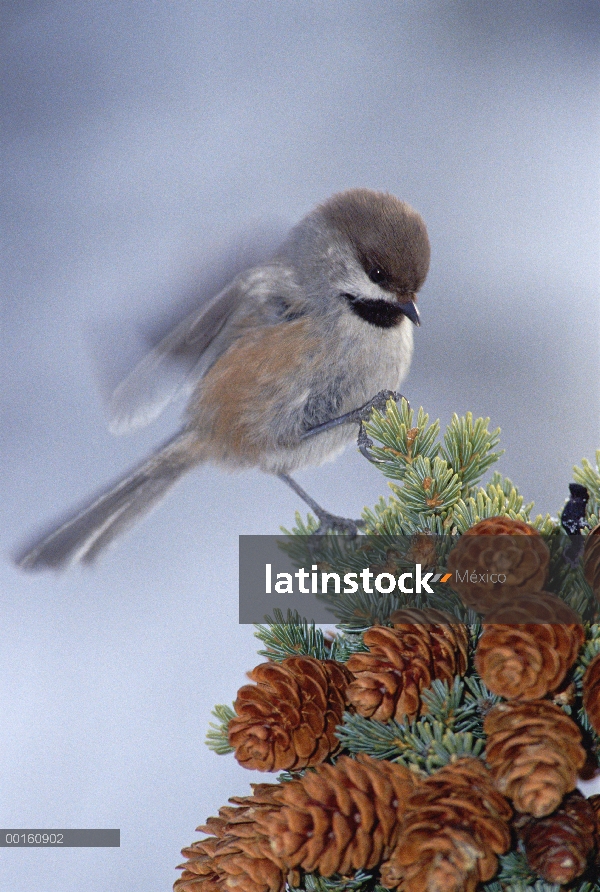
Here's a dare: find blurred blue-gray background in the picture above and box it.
[2,2,599,889]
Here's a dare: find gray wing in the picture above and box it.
[107,222,290,434]
[108,250,303,435]
[108,281,243,433]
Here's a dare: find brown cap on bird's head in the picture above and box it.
[319,188,430,300]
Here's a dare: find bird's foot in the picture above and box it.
[342,389,404,426]
[355,390,407,464]
[314,508,365,537]
[299,390,406,443]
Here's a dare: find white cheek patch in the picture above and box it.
[328,243,394,303]
[360,279,392,302]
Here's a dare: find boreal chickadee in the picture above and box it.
[17,188,430,570]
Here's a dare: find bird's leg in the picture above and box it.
[299,389,406,464]
[280,391,405,534]
[278,473,365,536]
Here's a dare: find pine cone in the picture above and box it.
[514,790,596,884]
[346,609,468,722]
[583,652,600,735]
[405,532,438,569]
[379,757,511,892]
[228,656,352,771]
[175,785,287,892]
[589,794,600,865]
[583,524,600,602]
[176,832,224,892]
[447,517,549,614]
[484,700,586,817]
[474,592,584,700]
[256,754,417,877]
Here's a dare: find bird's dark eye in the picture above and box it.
[367,266,387,284]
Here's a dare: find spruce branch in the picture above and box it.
[361,399,440,480]
[292,869,375,892]
[588,511,600,531]
[284,511,320,536]
[255,610,368,661]
[440,411,503,494]
[574,624,600,732]
[205,703,235,755]
[576,623,600,677]
[452,490,519,534]
[452,474,534,534]
[320,586,406,631]
[326,632,369,661]
[559,573,594,619]
[530,513,557,535]
[573,451,600,514]
[254,610,337,661]
[360,409,514,535]
[362,499,449,535]
[463,676,502,728]
[361,495,394,532]
[336,711,485,772]
[419,677,482,733]
[543,527,592,611]
[393,454,461,516]
[488,472,530,505]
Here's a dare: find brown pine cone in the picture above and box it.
[405,532,438,569]
[583,652,600,735]
[474,592,584,700]
[589,794,600,864]
[590,792,600,826]
[346,609,468,722]
[176,832,224,892]
[514,790,596,884]
[480,589,583,627]
[484,700,586,817]
[228,656,352,771]
[447,517,549,614]
[379,757,511,891]
[256,754,417,877]
[583,524,600,602]
[175,785,288,892]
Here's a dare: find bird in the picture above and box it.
[16,188,430,570]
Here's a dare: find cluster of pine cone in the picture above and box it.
[175,754,513,892]
[226,608,469,770]
[177,517,600,892]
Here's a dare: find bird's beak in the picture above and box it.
[396,298,420,326]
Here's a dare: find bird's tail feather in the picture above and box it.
[16,430,201,570]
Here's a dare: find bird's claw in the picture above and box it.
[358,423,384,464]
[314,509,365,537]
[356,390,406,464]
[347,390,404,425]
